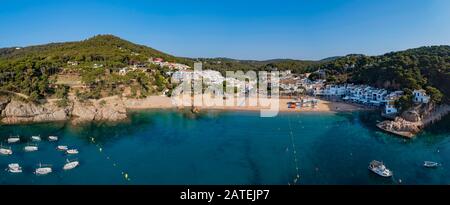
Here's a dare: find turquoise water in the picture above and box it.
[0,110,449,185]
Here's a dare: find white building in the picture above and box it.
[323,85,347,96]
[171,70,194,83]
[384,102,398,115]
[413,89,430,104]
[149,58,191,71]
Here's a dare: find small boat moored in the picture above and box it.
[66,149,79,155]
[31,135,41,142]
[7,136,20,143]
[424,161,441,168]
[63,159,79,170]
[7,163,22,173]
[0,145,13,155]
[48,136,58,141]
[34,164,52,175]
[24,144,39,152]
[57,145,68,151]
[368,160,393,177]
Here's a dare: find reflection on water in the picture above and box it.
[0,110,449,185]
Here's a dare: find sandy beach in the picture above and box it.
[123,95,367,113]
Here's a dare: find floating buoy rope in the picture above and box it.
[287,115,300,185]
[90,137,131,182]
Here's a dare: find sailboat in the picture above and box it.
[424,161,441,168]
[7,163,22,173]
[0,144,13,155]
[31,135,41,142]
[66,149,79,155]
[63,159,79,170]
[34,163,52,175]
[7,136,20,143]
[24,144,39,152]
[57,145,68,151]
[48,136,58,141]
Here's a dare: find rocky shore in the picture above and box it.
[377,103,450,138]
[0,96,127,125]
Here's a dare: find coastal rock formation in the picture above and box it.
[1,100,70,124]
[377,103,450,138]
[377,117,422,138]
[401,110,422,122]
[0,95,128,125]
[0,97,9,112]
[71,96,127,124]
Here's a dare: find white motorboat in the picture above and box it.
[34,164,52,175]
[57,145,68,151]
[7,163,22,173]
[368,160,393,177]
[31,135,41,142]
[66,149,79,155]
[0,146,12,155]
[48,136,58,141]
[24,144,38,152]
[424,161,440,168]
[7,136,20,143]
[63,159,79,170]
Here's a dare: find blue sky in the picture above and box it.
[0,0,449,60]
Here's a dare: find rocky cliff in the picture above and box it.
[377,117,422,138]
[1,100,70,124]
[71,96,127,124]
[0,96,127,125]
[377,103,450,138]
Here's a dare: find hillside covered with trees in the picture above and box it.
[196,58,318,75]
[0,35,192,102]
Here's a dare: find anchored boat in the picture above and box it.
[63,159,79,170]
[66,149,79,155]
[368,160,393,177]
[48,136,58,141]
[24,144,38,152]
[31,135,41,142]
[424,161,440,168]
[57,145,68,151]
[34,164,52,175]
[0,145,13,155]
[7,136,20,143]
[7,163,22,173]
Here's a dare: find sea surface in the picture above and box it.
[0,110,449,185]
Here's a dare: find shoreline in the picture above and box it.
[0,95,372,126]
[124,95,370,113]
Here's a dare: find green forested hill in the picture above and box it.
[196,58,318,74]
[0,35,193,101]
[0,35,191,67]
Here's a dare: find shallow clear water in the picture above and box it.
[0,110,449,185]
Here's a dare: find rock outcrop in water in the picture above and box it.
[1,100,70,124]
[377,103,450,138]
[0,96,127,125]
[377,117,422,138]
